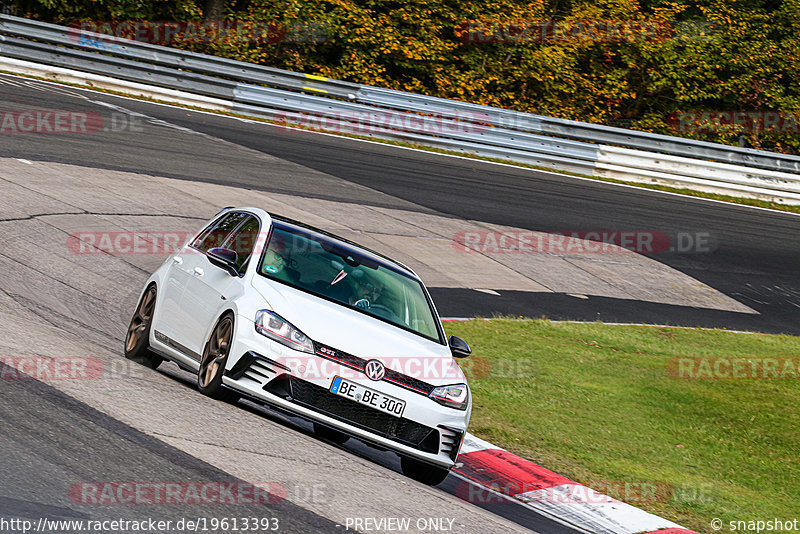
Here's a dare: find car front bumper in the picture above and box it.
[223,329,470,468]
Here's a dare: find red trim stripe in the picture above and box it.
[384,376,428,394]
[315,350,362,370]
[454,448,574,496]
[454,437,696,532]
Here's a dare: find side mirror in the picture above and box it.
[207,247,239,276]
[448,335,471,358]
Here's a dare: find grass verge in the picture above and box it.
[447,319,800,533]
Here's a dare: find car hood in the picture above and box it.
[250,276,465,386]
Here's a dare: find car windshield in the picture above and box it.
[258,223,442,343]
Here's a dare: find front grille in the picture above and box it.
[313,342,437,396]
[289,378,439,453]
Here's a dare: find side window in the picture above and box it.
[192,212,249,253]
[222,215,260,271]
[260,227,293,282]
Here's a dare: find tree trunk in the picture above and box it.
[204,0,225,21]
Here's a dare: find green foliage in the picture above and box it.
[16,0,202,22]
[17,0,800,153]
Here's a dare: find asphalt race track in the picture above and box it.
[2,74,798,334]
[0,73,798,533]
[0,74,593,534]
[0,368,341,533]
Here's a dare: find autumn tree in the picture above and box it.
[13,0,800,152]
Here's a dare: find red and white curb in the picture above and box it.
[453,434,698,534]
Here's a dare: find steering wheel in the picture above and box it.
[353,300,398,321]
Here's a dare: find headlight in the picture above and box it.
[254,310,313,354]
[429,384,469,410]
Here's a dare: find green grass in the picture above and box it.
[447,319,800,533]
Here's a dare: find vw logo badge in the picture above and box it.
[364,360,385,381]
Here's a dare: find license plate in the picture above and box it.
[330,376,406,418]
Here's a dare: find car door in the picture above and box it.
[155,250,193,344]
[155,218,224,344]
[179,213,261,357]
[168,212,251,357]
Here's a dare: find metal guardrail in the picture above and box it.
[0,15,358,98]
[3,13,800,203]
[355,86,800,174]
[0,34,238,98]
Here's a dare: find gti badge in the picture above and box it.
[364,359,385,381]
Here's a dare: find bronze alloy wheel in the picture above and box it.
[197,314,235,400]
[124,285,163,369]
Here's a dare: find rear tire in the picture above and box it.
[197,314,236,401]
[124,285,163,369]
[313,423,350,444]
[400,457,450,486]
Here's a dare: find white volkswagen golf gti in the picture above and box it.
[124,207,472,485]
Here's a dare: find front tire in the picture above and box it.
[197,314,235,401]
[400,457,450,486]
[124,285,163,369]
